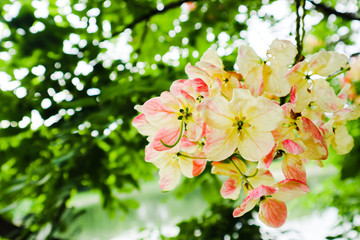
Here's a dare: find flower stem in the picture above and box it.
[178,153,206,159]
[326,67,351,81]
[230,158,254,190]
[160,119,184,148]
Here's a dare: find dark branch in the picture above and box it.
[294,0,305,65]
[307,0,360,21]
[351,52,360,58]
[0,215,63,240]
[111,0,198,38]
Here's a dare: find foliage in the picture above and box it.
[163,201,262,240]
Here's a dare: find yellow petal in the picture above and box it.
[204,128,239,161]
[267,39,297,66]
[236,45,260,76]
[200,48,223,69]
[263,64,291,97]
[211,157,247,176]
[332,125,354,155]
[239,127,275,161]
[245,97,284,132]
[308,51,348,76]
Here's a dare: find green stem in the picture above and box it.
[230,158,254,190]
[245,168,258,178]
[294,0,306,65]
[178,153,207,159]
[160,119,184,148]
[326,67,351,81]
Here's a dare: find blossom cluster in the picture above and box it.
[132,40,360,228]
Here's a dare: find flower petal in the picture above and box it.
[297,117,328,160]
[259,198,287,228]
[204,128,239,161]
[198,96,234,129]
[248,170,275,189]
[244,64,264,97]
[199,48,224,69]
[245,97,284,132]
[233,195,258,217]
[282,139,305,155]
[152,127,181,151]
[258,142,278,169]
[248,185,277,199]
[267,39,297,66]
[312,78,339,112]
[192,159,207,176]
[142,97,178,127]
[211,156,247,176]
[159,161,181,191]
[221,177,242,200]
[132,113,159,137]
[308,51,348,76]
[281,154,307,183]
[332,125,354,155]
[185,63,214,86]
[272,179,310,201]
[239,128,275,161]
[236,45,260,77]
[178,156,195,178]
[263,64,291,97]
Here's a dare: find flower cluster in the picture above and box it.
[132,40,360,228]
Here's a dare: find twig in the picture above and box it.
[294,0,306,64]
[230,158,254,190]
[307,0,360,21]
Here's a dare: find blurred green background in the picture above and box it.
[0,0,360,239]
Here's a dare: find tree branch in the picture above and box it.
[111,0,198,38]
[0,215,63,240]
[307,0,360,21]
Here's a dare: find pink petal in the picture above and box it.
[152,127,181,151]
[192,159,207,176]
[191,78,209,97]
[281,154,307,183]
[159,163,181,191]
[220,177,241,200]
[142,97,177,127]
[233,195,258,217]
[170,79,188,96]
[259,198,287,228]
[132,113,158,136]
[180,136,198,153]
[248,185,277,199]
[145,144,160,162]
[272,179,310,201]
[297,117,328,160]
[259,142,278,169]
[282,139,304,155]
[290,86,296,105]
[186,120,204,141]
